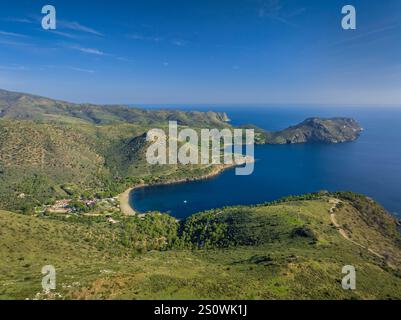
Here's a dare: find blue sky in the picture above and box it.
[0,0,400,105]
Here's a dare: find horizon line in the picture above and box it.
[2,87,401,108]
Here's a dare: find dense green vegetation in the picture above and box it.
[1,192,400,300]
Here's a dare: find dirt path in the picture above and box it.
[328,198,385,260]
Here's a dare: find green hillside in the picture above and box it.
[0,118,229,212]
[0,89,230,127]
[0,89,236,212]
[1,193,400,300]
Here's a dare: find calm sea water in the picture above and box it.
[131,106,401,219]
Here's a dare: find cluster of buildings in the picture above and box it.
[35,197,119,215]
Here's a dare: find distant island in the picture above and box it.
[261,117,363,144]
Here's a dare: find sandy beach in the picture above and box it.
[118,187,136,215]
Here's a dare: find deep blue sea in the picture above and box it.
[131,106,401,219]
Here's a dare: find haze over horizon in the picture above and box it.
[0,0,400,105]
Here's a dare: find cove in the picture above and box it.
[131,106,401,219]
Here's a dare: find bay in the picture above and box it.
[131,106,401,219]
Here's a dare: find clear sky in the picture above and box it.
[0,0,400,105]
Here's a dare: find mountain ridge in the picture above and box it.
[0,88,230,127]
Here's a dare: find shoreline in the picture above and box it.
[118,156,254,215]
[118,187,136,215]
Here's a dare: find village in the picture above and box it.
[34,196,121,224]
